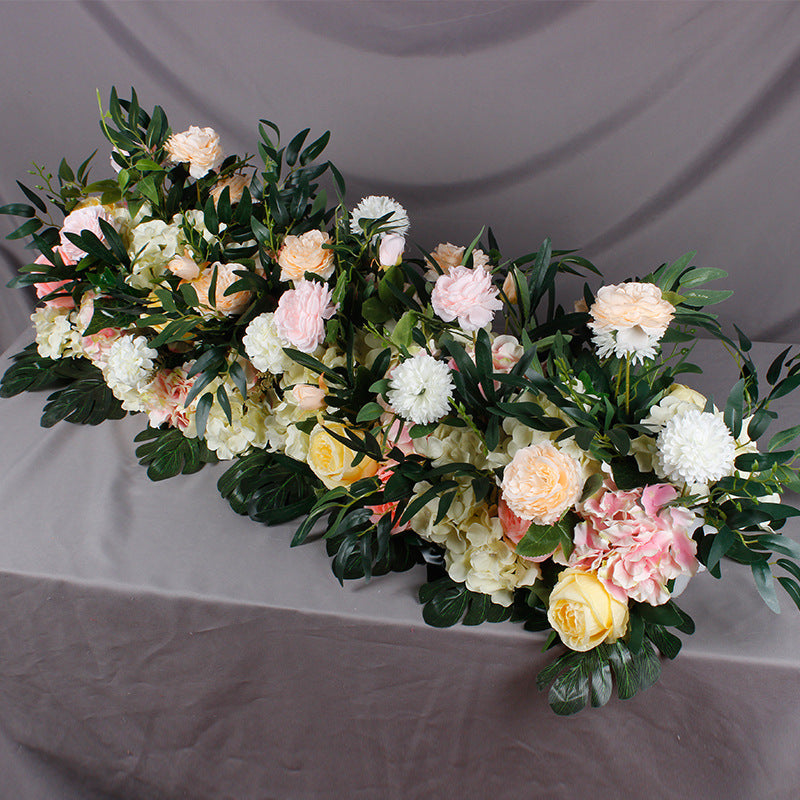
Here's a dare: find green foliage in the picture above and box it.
[40,371,126,427]
[0,344,87,397]
[134,426,218,481]
[218,449,319,525]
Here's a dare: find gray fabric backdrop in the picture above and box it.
[2,1,800,352]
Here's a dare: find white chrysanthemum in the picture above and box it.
[387,353,454,425]
[105,336,158,391]
[591,327,662,364]
[350,195,409,239]
[656,408,737,485]
[242,312,293,374]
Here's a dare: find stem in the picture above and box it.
[625,357,631,415]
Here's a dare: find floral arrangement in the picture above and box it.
[3,89,800,715]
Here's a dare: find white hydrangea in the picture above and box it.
[387,353,454,425]
[182,377,270,460]
[410,481,539,606]
[656,408,737,486]
[128,210,214,290]
[243,312,294,374]
[32,306,80,360]
[350,195,409,239]
[445,516,541,607]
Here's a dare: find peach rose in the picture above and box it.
[292,383,326,411]
[589,282,674,335]
[210,172,250,205]
[501,442,583,524]
[167,249,201,280]
[501,271,517,304]
[187,262,251,316]
[277,230,335,283]
[165,126,224,179]
[424,243,490,281]
[547,568,629,651]
[306,422,379,489]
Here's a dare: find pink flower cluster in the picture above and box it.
[146,367,195,431]
[569,482,699,606]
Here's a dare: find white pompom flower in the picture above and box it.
[105,335,158,391]
[656,408,737,486]
[387,353,454,425]
[350,195,409,240]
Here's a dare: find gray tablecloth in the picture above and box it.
[1,336,799,799]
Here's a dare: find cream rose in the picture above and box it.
[547,568,629,651]
[277,230,335,283]
[500,442,583,524]
[589,282,674,335]
[165,126,224,179]
[210,172,249,205]
[306,422,378,489]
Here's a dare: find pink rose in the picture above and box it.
[378,233,405,268]
[34,254,74,309]
[491,335,523,373]
[274,280,337,353]
[365,464,410,532]
[59,205,113,262]
[431,265,503,332]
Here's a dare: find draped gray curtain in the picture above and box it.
[2,1,800,352]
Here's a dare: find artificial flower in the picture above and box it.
[387,353,454,425]
[431,265,503,332]
[165,126,224,179]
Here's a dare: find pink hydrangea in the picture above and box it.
[431,265,502,332]
[274,280,337,353]
[569,481,699,606]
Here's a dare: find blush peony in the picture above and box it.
[165,126,224,179]
[274,280,337,353]
[431,265,503,332]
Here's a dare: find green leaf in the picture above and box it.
[420,578,469,627]
[6,218,42,240]
[516,518,569,558]
[134,426,217,480]
[724,378,745,440]
[194,392,213,439]
[751,561,781,613]
[735,451,794,472]
[606,642,641,700]
[706,525,735,572]
[655,252,696,290]
[0,203,35,217]
[768,424,800,452]
[41,374,126,427]
[579,473,603,503]
[777,577,800,612]
[285,128,310,167]
[766,346,793,385]
[356,402,384,424]
[548,656,590,716]
[218,449,318,525]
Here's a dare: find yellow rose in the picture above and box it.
[547,568,629,652]
[277,230,335,283]
[307,422,378,489]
